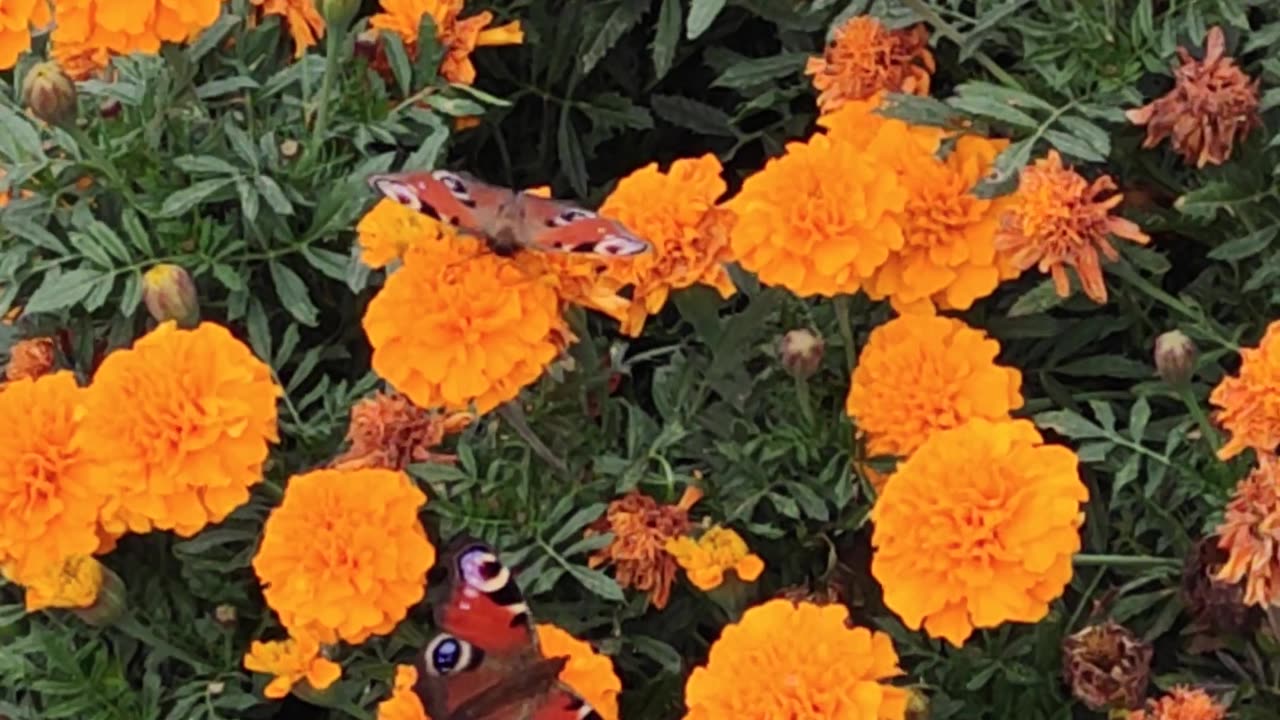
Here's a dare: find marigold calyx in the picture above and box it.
[21,60,77,126]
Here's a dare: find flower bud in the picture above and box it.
[317,0,359,32]
[1061,620,1152,712]
[905,687,930,720]
[71,563,126,627]
[143,264,200,328]
[1154,330,1197,385]
[778,329,824,379]
[21,61,78,126]
[214,604,238,628]
[279,138,300,160]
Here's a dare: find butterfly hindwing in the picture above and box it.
[514,193,650,257]
[367,169,514,240]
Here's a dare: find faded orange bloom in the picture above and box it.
[5,336,55,381]
[251,0,324,58]
[1210,320,1280,460]
[243,635,342,700]
[1213,454,1280,607]
[535,624,621,720]
[1128,686,1226,720]
[330,391,472,470]
[17,554,103,611]
[586,487,701,609]
[805,15,934,113]
[376,664,429,720]
[0,0,50,70]
[665,526,764,591]
[369,0,523,85]
[1126,27,1260,168]
[50,0,223,79]
[995,150,1150,304]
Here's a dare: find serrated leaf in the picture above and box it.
[651,94,735,136]
[548,503,607,547]
[268,261,319,326]
[120,270,142,316]
[1207,225,1278,261]
[558,110,589,198]
[581,0,648,75]
[686,0,726,39]
[83,220,132,263]
[1044,128,1107,163]
[301,246,349,282]
[159,178,233,217]
[652,0,681,79]
[1130,397,1151,440]
[173,154,240,175]
[254,175,294,215]
[0,105,43,162]
[1114,453,1141,493]
[24,268,101,315]
[1174,180,1256,220]
[3,217,67,253]
[120,208,154,254]
[973,137,1032,197]
[1088,400,1117,432]
[949,94,1040,128]
[627,635,682,674]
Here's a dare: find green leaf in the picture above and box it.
[1055,355,1154,379]
[627,635,682,674]
[173,154,240,175]
[120,208,154,254]
[24,268,101,315]
[1114,453,1141,493]
[382,32,414,97]
[120,270,143,316]
[268,261,319,326]
[1174,180,1257,220]
[581,0,648,75]
[195,76,260,100]
[652,0,682,79]
[403,112,450,170]
[187,13,240,63]
[651,94,735,136]
[686,0,726,40]
[1130,397,1151,441]
[1007,279,1065,317]
[413,14,444,85]
[82,220,133,263]
[565,563,625,601]
[1043,128,1107,163]
[4,217,67,253]
[973,137,1032,197]
[254,175,294,215]
[558,110,589,198]
[1087,400,1117,432]
[159,178,233,217]
[1033,409,1108,439]
[547,503,607,547]
[1207,225,1279,261]
[301,245,349,281]
[712,53,807,88]
[0,105,43,162]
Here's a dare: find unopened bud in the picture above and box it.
[206,681,225,696]
[1154,330,1197,386]
[317,0,360,31]
[21,61,78,126]
[99,98,121,119]
[213,604,237,628]
[142,264,199,328]
[778,329,824,379]
[279,138,300,160]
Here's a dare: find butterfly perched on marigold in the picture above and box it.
[414,537,603,720]
[367,170,651,258]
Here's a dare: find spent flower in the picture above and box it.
[805,15,934,113]
[587,488,700,609]
[1062,620,1153,712]
[1213,454,1280,607]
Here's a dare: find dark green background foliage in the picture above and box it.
[2,0,1280,718]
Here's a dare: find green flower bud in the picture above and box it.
[1154,330,1197,386]
[21,61,78,126]
[143,264,200,328]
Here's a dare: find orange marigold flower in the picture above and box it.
[1128,686,1226,720]
[586,487,701,609]
[805,15,934,114]
[243,635,342,700]
[665,526,764,591]
[362,215,571,414]
[16,553,103,611]
[1213,454,1280,607]
[376,664,429,720]
[50,0,223,79]
[595,154,737,336]
[78,321,281,537]
[253,467,436,644]
[330,391,472,470]
[5,336,55,381]
[0,372,112,581]
[1126,27,1260,168]
[684,599,908,719]
[1210,320,1280,460]
[0,0,50,70]
[994,150,1150,304]
[536,624,621,720]
[846,314,1023,482]
[357,197,458,269]
[251,0,324,57]
[369,0,523,85]
[872,418,1086,646]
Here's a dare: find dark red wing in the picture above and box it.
[434,540,534,653]
[530,685,605,720]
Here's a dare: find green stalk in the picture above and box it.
[834,295,856,371]
[305,26,344,169]
[1177,384,1222,453]
[1072,554,1181,569]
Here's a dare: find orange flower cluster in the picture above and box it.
[995,150,1150,304]
[242,635,342,699]
[21,554,105,612]
[5,336,55,381]
[536,623,622,720]
[376,664,429,720]
[665,526,764,591]
[369,0,523,85]
[330,391,472,470]
[253,467,436,644]
[1127,27,1260,168]
[871,418,1086,646]
[51,0,223,79]
[684,599,907,719]
[805,15,934,113]
[1213,454,1280,607]
[356,193,459,269]
[251,0,324,58]
[1128,686,1226,720]
[1210,320,1280,460]
[587,488,700,609]
[0,0,49,70]
[846,314,1023,488]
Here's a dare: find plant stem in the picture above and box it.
[1177,384,1222,453]
[1073,554,1181,568]
[899,0,1023,89]
[834,295,856,371]
[306,27,343,169]
[795,375,815,428]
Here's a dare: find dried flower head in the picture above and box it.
[535,624,621,720]
[1128,686,1226,720]
[5,336,55,381]
[330,391,472,470]
[243,635,342,700]
[995,150,1150,304]
[0,0,50,70]
[586,488,700,609]
[1210,320,1280,460]
[369,0,523,85]
[1214,454,1280,607]
[1126,27,1260,168]
[50,0,223,79]
[805,15,934,113]
[665,526,765,591]
[684,599,908,719]
[376,664,428,720]
[1062,620,1153,711]
[1181,536,1251,636]
[872,418,1087,646]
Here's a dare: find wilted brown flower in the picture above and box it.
[586,487,701,609]
[1181,536,1251,636]
[5,337,56,381]
[1214,454,1280,607]
[1062,620,1153,712]
[805,15,934,113]
[1128,686,1226,720]
[1126,26,1260,168]
[329,391,473,471]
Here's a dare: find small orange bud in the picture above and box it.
[778,329,824,379]
[1154,330,1197,386]
[5,337,56,381]
[142,264,200,328]
[21,61,78,126]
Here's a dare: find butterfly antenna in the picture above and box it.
[495,401,569,475]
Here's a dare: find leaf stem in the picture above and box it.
[1177,384,1222,453]
[834,295,856,371]
[305,27,343,169]
[1073,553,1181,568]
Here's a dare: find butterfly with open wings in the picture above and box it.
[413,537,604,720]
[367,170,650,259]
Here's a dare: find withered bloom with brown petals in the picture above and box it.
[1126,26,1260,168]
[1181,536,1252,637]
[586,487,701,609]
[1214,454,1280,607]
[330,391,473,471]
[1062,620,1153,712]
[5,337,56,381]
[804,15,934,113]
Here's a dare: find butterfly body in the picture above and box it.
[416,537,603,720]
[367,170,650,258]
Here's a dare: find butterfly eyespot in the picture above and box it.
[424,634,473,676]
[594,234,650,257]
[431,170,471,199]
[554,208,596,226]
[457,546,511,593]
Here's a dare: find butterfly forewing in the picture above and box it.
[367,170,514,240]
[514,194,650,257]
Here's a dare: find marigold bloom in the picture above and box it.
[330,391,472,470]
[1126,27,1260,168]
[5,336,55,381]
[78,322,281,537]
[665,526,764,591]
[369,0,523,85]
[536,624,621,720]
[586,487,700,609]
[357,198,458,269]
[846,315,1023,478]
[1128,686,1226,720]
[995,150,1150,304]
[684,599,907,719]
[595,155,737,336]
[1213,454,1280,607]
[376,664,429,720]
[253,467,435,644]
[0,0,50,70]
[871,418,1087,646]
[362,219,570,414]
[805,15,933,114]
[251,0,324,57]
[0,372,113,581]
[18,554,104,611]
[50,0,223,79]
[1210,320,1280,460]
[243,635,342,700]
